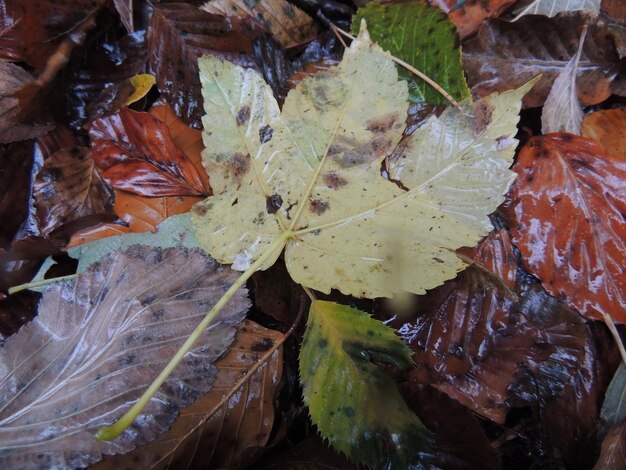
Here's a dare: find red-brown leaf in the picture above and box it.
[430,0,516,39]
[405,229,587,423]
[33,147,114,236]
[507,134,626,323]
[89,108,209,197]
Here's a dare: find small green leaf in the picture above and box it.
[600,363,626,428]
[299,300,433,468]
[352,0,470,104]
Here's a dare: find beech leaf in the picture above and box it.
[201,0,316,48]
[600,363,626,427]
[0,245,249,468]
[507,134,626,323]
[582,106,626,158]
[299,300,433,468]
[192,24,533,297]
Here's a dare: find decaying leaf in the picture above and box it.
[430,0,516,39]
[463,15,623,107]
[68,223,131,248]
[0,245,250,468]
[582,106,626,158]
[192,24,532,297]
[593,422,626,469]
[300,300,433,468]
[88,108,209,197]
[93,319,283,469]
[201,0,316,48]
[405,229,586,423]
[0,62,53,144]
[352,1,470,104]
[125,74,156,105]
[147,3,255,128]
[541,26,587,134]
[507,134,626,323]
[33,147,114,235]
[511,0,601,20]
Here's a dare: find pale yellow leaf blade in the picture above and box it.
[511,0,600,20]
[192,56,284,270]
[286,79,537,297]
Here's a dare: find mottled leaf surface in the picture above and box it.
[89,108,209,197]
[94,319,283,469]
[193,26,530,297]
[582,106,626,158]
[352,1,470,104]
[201,0,316,48]
[300,300,433,468]
[463,15,624,107]
[0,245,249,468]
[404,229,586,422]
[511,0,600,20]
[33,147,114,235]
[430,0,516,38]
[507,134,626,323]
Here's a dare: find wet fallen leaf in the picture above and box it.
[582,106,626,158]
[463,15,624,107]
[430,0,516,39]
[541,26,586,134]
[0,62,53,144]
[300,300,433,468]
[353,1,470,104]
[93,319,283,469]
[88,108,209,197]
[0,245,249,468]
[147,3,255,128]
[201,0,317,48]
[507,134,626,323]
[594,422,626,470]
[511,0,600,20]
[33,147,114,236]
[67,223,131,248]
[125,74,155,105]
[600,363,626,428]
[404,229,586,423]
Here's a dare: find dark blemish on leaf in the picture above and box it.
[526,173,534,183]
[433,257,444,264]
[259,124,273,143]
[323,171,347,189]
[118,353,136,366]
[472,100,493,135]
[253,211,265,225]
[153,309,165,320]
[560,134,574,142]
[571,158,590,171]
[371,136,390,153]
[343,407,355,418]
[41,168,61,183]
[285,202,297,220]
[309,199,329,215]
[318,338,328,348]
[236,106,250,125]
[229,154,249,182]
[141,294,156,305]
[232,198,238,206]
[365,114,398,133]
[251,337,274,351]
[192,202,209,216]
[266,194,283,214]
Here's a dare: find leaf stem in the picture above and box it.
[95,229,293,441]
[330,23,464,113]
[602,313,626,367]
[8,274,79,294]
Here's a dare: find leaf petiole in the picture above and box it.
[95,229,293,441]
[8,274,79,294]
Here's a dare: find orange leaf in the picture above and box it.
[113,189,202,233]
[67,223,131,248]
[89,107,209,197]
[582,107,626,160]
[507,134,626,323]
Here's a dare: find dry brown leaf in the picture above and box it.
[93,319,284,469]
[582,106,626,159]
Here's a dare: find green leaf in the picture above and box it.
[299,300,433,468]
[192,24,533,297]
[600,363,626,428]
[351,1,470,105]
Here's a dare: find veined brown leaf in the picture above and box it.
[507,134,626,323]
[511,0,600,20]
[94,319,283,469]
[0,245,249,468]
[582,106,626,158]
[429,0,516,39]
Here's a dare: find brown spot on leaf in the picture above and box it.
[323,171,347,189]
[266,194,283,214]
[366,113,398,133]
[229,153,249,182]
[251,337,274,351]
[259,124,273,144]
[472,100,493,135]
[309,199,329,215]
[236,106,250,125]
